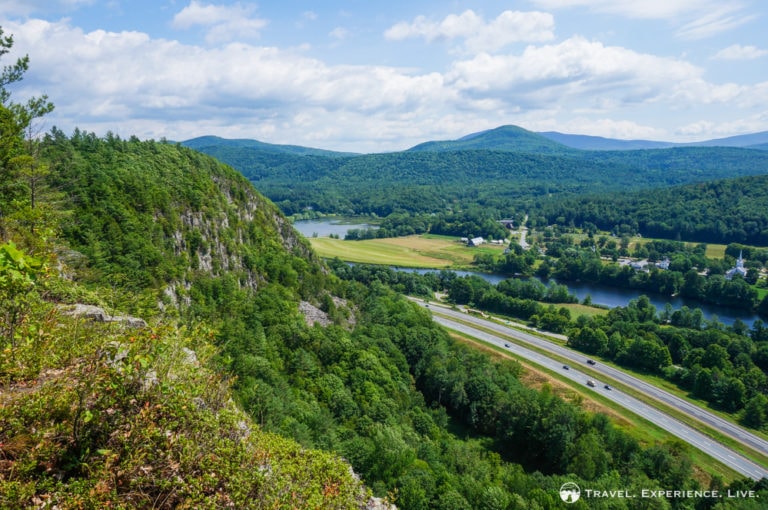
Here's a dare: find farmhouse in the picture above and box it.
[468,237,485,247]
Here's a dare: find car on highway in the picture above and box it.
[504,343,510,348]
[562,365,569,370]
[586,359,596,365]
[587,380,596,387]
[604,384,612,390]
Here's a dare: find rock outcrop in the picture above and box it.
[57,304,147,328]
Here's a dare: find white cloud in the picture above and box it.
[677,115,768,138]
[712,44,768,60]
[329,27,349,41]
[3,18,453,151]
[385,10,555,53]
[531,0,752,38]
[3,11,765,152]
[446,37,702,111]
[172,1,267,44]
[530,0,731,19]
[675,6,755,39]
[537,117,669,140]
[0,0,93,16]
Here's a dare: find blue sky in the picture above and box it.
[1,0,766,152]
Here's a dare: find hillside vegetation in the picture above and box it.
[0,125,730,510]
[1,124,762,510]
[533,174,768,245]
[185,128,768,226]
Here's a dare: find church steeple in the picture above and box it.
[726,250,747,280]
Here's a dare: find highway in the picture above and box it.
[415,301,768,480]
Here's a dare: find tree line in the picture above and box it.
[333,262,768,431]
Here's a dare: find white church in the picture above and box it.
[725,251,748,280]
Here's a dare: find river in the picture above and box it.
[398,268,760,327]
[292,218,377,238]
[293,219,761,327]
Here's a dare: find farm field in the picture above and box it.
[308,234,507,268]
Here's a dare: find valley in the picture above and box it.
[3,3,768,507]
[2,47,768,508]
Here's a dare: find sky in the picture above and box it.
[0,0,766,153]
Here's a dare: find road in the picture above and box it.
[416,301,768,480]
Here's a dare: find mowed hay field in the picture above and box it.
[308,235,507,268]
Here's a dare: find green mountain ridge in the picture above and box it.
[406,125,576,155]
[184,133,768,220]
[183,125,768,155]
[539,130,768,151]
[1,130,382,508]
[183,135,358,157]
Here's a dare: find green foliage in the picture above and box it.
[536,173,768,245]
[188,134,768,231]
[0,28,55,247]
[3,23,763,509]
[0,319,368,508]
[0,241,44,349]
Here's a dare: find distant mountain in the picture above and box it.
[538,130,768,151]
[189,137,768,218]
[537,132,675,151]
[407,125,575,155]
[684,131,768,148]
[182,135,357,157]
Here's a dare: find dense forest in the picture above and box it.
[531,174,768,245]
[186,137,768,224]
[331,263,768,426]
[10,112,762,510]
[188,130,768,247]
[2,30,767,508]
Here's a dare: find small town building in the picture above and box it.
[725,251,748,280]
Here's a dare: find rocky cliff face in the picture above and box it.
[0,133,376,508]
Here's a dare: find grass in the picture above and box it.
[704,243,727,259]
[558,302,610,319]
[309,235,507,268]
[0,310,367,508]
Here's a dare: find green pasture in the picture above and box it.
[309,235,507,268]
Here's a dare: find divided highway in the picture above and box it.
[415,301,768,480]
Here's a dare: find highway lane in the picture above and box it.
[416,302,768,480]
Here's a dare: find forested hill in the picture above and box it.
[539,129,768,151]
[406,125,576,155]
[532,173,768,245]
[43,129,323,294]
[184,134,768,217]
[184,134,357,157]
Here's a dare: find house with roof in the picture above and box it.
[468,237,485,247]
